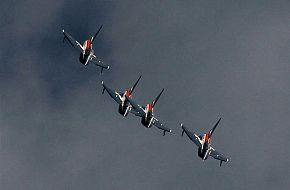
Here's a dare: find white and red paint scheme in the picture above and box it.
[140,89,164,128]
[102,76,142,117]
[62,25,109,72]
[118,88,135,117]
[79,39,94,65]
[181,118,229,166]
[126,88,172,135]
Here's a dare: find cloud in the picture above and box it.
[1,0,290,189]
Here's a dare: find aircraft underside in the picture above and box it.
[141,115,153,128]
[79,53,90,65]
[198,147,209,160]
[118,104,130,117]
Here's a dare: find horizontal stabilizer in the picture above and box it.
[91,58,109,72]
[209,147,229,165]
[152,118,172,136]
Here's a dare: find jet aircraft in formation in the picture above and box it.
[61,25,229,166]
[127,89,172,136]
[62,25,109,73]
[181,118,229,166]
[101,75,142,117]
[102,77,172,136]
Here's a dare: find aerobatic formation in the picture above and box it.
[62,25,229,166]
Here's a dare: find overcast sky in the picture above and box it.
[1,0,290,189]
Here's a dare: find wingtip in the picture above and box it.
[62,29,65,33]
[107,65,110,69]
[180,123,183,127]
[101,81,104,85]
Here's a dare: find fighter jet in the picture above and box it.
[101,76,142,117]
[126,89,172,136]
[181,118,229,166]
[62,25,109,73]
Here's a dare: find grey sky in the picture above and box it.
[1,0,290,189]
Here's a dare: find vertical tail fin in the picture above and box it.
[209,117,221,136]
[152,88,164,107]
[130,75,142,92]
[91,25,103,42]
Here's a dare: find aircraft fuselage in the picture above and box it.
[118,90,133,117]
[197,133,211,160]
[118,100,131,117]
[141,103,154,128]
[79,39,93,65]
